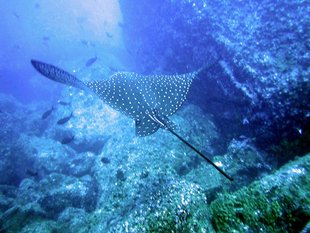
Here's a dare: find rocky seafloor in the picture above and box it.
[0,0,309,232]
[0,91,309,232]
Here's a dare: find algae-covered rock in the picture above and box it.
[90,179,214,233]
[139,181,213,233]
[210,153,310,232]
[0,203,46,233]
[37,174,99,218]
[222,138,273,188]
[57,207,89,233]
[17,173,99,219]
[20,220,58,233]
[12,134,97,181]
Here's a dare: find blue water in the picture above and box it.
[0,0,309,232]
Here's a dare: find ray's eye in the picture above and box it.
[136,119,141,125]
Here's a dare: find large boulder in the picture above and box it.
[210,153,310,232]
[17,173,99,219]
[88,178,214,233]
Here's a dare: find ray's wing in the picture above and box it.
[85,72,150,119]
[135,115,160,136]
[86,71,196,118]
[140,72,196,117]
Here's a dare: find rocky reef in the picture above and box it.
[0,0,309,232]
[0,90,308,232]
[210,154,310,233]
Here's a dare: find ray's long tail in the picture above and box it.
[167,127,234,181]
[31,60,90,91]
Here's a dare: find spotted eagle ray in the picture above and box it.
[31,59,233,181]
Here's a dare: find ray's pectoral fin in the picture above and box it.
[135,115,160,137]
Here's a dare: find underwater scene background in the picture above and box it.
[0,0,309,232]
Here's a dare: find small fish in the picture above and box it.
[41,106,54,119]
[295,127,302,135]
[118,22,125,28]
[101,157,111,164]
[81,39,88,46]
[42,36,50,41]
[57,100,71,106]
[57,112,73,125]
[106,32,113,38]
[13,12,20,19]
[116,169,126,181]
[81,40,95,47]
[85,56,97,67]
[61,135,74,144]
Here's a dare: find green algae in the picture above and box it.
[210,154,310,232]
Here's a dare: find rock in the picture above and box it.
[17,174,99,219]
[0,193,15,213]
[2,174,98,232]
[20,220,57,233]
[223,138,273,188]
[0,137,37,186]
[178,137,273,203]
[0,203,46,233]
[37,173,99,218]
[80,104,227,232]
[89,179,214,233]
[17,179,41,205]
[15,134,96,179]
[57,207,89,233]
[0,94,24,146]
[210,153,310,232]
[0,185,17,213]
